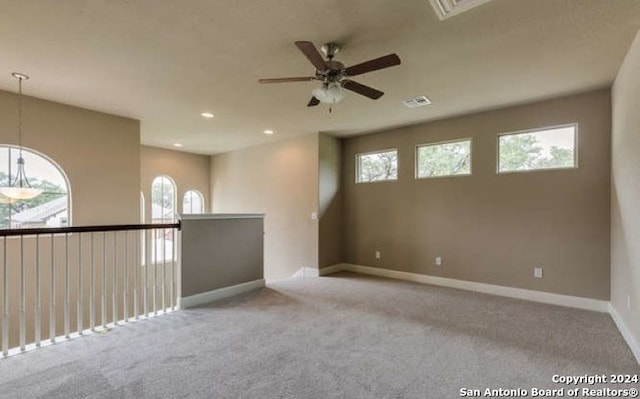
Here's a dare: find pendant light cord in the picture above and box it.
[17,77,23,158]
[0,72,42,199]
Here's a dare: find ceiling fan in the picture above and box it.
[259,41,401,107]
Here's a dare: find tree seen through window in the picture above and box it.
[417,140,471,178]
[357,150,398,183]
[498,126,576,173]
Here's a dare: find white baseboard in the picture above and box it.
[291,265,347,278]
[323,263,609,313]
[178,279,265,309]
[319,264,344,276]
[609,304,640,364]
[292,267,320,278]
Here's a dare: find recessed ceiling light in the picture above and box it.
[173,143,183,147]
[264,130,274,135]
[201,112,214,119]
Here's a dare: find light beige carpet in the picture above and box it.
[0,272,636,398]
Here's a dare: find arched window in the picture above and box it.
[151,176,176,223]
[150,176,176,263]
[0,146,70,229]
[182,190,204,214]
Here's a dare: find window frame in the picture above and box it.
[355,148,399,184]
[414,137,473,180]
[182,189,205,214]
[140,191,145,223]
[149,175,177,264]
[140,191,146,265]
[496,123,579,174]
[150,175,177,223]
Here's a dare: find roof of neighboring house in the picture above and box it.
[12,196,68,223]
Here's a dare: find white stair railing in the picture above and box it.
[0,222,180,358]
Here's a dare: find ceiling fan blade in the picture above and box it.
[295,41,328,71]
[307,97,320,107]
[259,77,316,84]
[345,54,401,77]
[343,80,384,100]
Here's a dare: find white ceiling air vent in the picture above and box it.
[428,0,494,20]
[403,96,432,108]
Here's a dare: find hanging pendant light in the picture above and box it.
[0,73,42,200]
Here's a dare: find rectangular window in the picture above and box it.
[498,124,577,173]
[416,139,472,178]
[356,149,398,183]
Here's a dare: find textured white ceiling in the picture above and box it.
[1,0,639,154]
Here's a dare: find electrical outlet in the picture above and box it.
[375,250,381,260]
[534,267,543,279]
[628,295,632,310]
[435,256,443,266]
[310,212,317,220]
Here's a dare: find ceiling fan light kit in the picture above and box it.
[259,41,401,107]
[312,81,345,104]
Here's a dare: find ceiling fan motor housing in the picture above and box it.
[317,60,346,83]
[318,43,345,83]
[321,43,341,59]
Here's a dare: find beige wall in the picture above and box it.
[318,133,343,268]
[140,146,210,221]
[0,90,140,225]
[343,90,611,300]
[211,134,319,281]
[181,216,263,297]
[611,31,640,345]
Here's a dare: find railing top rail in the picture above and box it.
[0,222,181,237]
